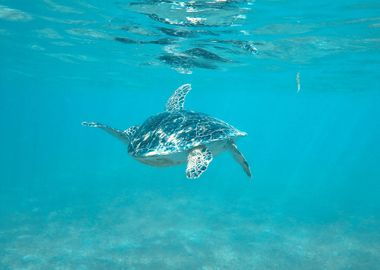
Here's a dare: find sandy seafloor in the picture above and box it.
[1,191,379,270]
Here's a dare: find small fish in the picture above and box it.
[296,72,301,93]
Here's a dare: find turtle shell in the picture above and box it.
[129,110,246,157]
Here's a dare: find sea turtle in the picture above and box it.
[82,84,251,179]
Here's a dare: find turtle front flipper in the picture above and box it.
[228,141,252,178]
[166,84,192,112]
[186,145,213,179]
[81,121,137,144]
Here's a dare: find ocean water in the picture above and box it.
[1,0,380,269]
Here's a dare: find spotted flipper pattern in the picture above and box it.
[166,84,192,112]
[186,146,213,179]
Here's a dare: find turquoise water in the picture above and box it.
[1,0,380,269]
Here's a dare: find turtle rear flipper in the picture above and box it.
[81,121,137,144]
[186,145,213,179]
[228,141,252,178]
